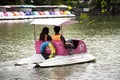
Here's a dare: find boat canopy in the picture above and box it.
[30,18,79,26]
[31,18,79,40]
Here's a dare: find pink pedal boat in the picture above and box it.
[16,18,95,67]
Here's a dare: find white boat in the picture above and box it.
[0,5,75,20]
[38,53,95,67]
[15,18,95,67]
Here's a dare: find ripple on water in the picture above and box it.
[0,19,120,80]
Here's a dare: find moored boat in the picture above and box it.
[0,5,75,20]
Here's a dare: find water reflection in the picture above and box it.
[26,64,89,80]
[0,21,35,62]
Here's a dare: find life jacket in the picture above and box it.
[52,34,61,41]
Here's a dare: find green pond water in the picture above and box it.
[0,16,120,80]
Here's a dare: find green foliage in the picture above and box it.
[32,0,64,5]
[0,0,64,5]
[0,0,25,5]
[80,13,89,19]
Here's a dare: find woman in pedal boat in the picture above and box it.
[39,27,52,59]
[39,27,52,41]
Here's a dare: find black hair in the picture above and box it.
[41,27,49,34]
[39,27,50,41]
[54,26,60,34]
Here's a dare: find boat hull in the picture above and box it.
[37,53,95,67]
[15,53,95,67]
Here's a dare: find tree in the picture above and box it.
[30,0,64,5]
[0,0,25,5]
[25,0,33,5]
